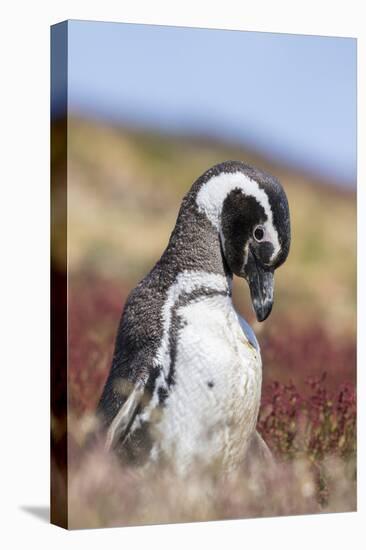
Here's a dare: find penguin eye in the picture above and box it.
[253,225,265,242]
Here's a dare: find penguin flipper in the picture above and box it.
[104,379,145,451]
[238,314,260,351]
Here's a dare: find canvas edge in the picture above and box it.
[50,19,68,530]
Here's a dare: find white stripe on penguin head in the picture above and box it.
[196,171,281,262]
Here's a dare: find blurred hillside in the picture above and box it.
[60,117,357,415]
[67,116,356,326]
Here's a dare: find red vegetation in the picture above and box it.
[65,276,356,524]
[68,276,127,415]
[68,277,356,425]
[261,324,356,391]
[259,376,356,462]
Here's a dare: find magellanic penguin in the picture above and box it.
[97,161,291,474]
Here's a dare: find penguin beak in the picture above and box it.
[245,250,274,322]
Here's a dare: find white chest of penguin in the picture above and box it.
[145,274,262,473]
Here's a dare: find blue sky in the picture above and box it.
[67,20,356,186]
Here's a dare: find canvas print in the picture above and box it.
[51,20,357,529]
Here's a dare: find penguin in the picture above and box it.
[97,160,291,473]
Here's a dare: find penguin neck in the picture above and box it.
[163,196,232,287]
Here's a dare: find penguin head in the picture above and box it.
[196,162,291,321]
